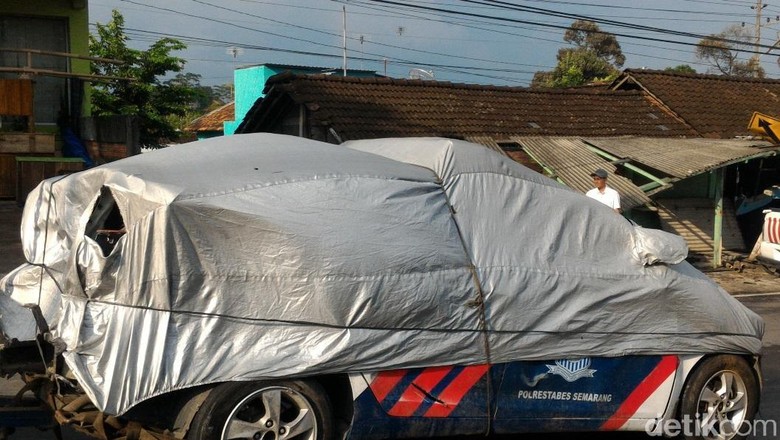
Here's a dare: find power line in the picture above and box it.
[457,0,779,51]
[94,0,780,85]
[505,0,755,18]
[121,23,720,77]
[337,0,717,63]
[347,0,777,54]
[346,0,780,72]
[112,25,537,84]
[115,0,548,82]
[190,0,547,69]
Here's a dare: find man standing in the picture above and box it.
[586,168,622,214]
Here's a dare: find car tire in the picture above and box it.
[188,379,334,440]
[678,355,759,440]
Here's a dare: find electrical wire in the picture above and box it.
[190,0,547,69]
[105,1,544,83]
[92,0,780,85]
[336,0,723,68]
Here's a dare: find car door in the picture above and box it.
[492,355,678,433]
[349,364,491,439]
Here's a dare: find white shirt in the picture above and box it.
[586,186,621,210]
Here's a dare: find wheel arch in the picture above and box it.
[678,354,762,399]
[125,374,355,439]
[645,354,761,437]
[313,374,355,439]
[673,353,761,439]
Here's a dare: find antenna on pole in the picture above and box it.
[359,35,365,70]
[409,68,434,80]
[342,6,347,77]
[226,46,243,100]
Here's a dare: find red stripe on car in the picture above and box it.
[772,217,780,243]
[424,365,489,418]
[767,216,780,244]
[370,370,407,403]
[601,356,678,431]
[388,367,453,416]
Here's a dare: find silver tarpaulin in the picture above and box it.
[0,134,764,415]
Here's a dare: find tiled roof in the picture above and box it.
[186,102,235,133]
[612,69,780,139]
[238,73,697,140]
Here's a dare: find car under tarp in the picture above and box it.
[0,133,764,415]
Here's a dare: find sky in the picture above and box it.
[88,0,780,87]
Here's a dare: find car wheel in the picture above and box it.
[188,379,333,440]
[679,355,759,440]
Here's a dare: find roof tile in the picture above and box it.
[613,69,780,138]
[186,102,235,133]
[240,74,697,139]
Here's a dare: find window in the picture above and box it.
[0,15,69,125]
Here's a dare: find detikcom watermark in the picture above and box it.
[645,414,777,438]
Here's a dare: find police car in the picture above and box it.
[0,135,762,440]
[185,354,759,440]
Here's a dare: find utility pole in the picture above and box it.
[342,6,347,77]
[753,0,767,63]
[749,0,780,66]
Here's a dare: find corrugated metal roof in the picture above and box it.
[464,136,508,156]
[510,136,652,209]
[585,137,777,178]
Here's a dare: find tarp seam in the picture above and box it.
[63,297,762,340]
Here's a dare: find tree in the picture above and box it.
[563,20,625,68]
[162,74,234,136]
[90,10,199,147]
[532,20,625,88]
[210,84,233,107]
[664,65,697,74]
[695,25,764,78]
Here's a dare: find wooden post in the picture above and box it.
[712,168,724,268]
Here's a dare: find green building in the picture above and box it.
[222,63,381,136]
[0,0,92,127]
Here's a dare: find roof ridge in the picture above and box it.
[269,72,645,96]
[623,68,780,84]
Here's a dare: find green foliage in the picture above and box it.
[90,10,198,147]
[532,20,624,88]
[210,84,233,107]
[563,20,625,68]
[664,65,697,74]
[162,74,234,136]
[695,25,764,78]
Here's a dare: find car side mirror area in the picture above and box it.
[632,226,688,266]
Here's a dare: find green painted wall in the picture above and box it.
[0,0,91,118]
[0,1,89,69]
[224,64,379,135]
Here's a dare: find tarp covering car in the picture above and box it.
[0,134,764,415]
